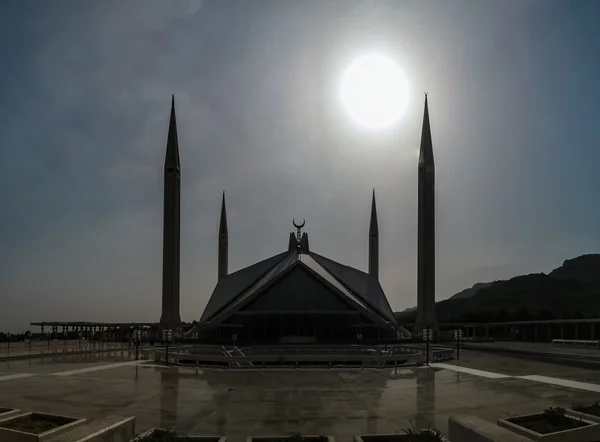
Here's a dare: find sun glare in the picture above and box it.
[340,53,409,130]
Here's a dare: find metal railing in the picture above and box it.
[151,345,454,369]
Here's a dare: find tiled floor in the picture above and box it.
[1,350,600,442]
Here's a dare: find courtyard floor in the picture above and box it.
[1,349,600,441]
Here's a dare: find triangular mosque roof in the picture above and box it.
[199,251,289,322]
[199,249,399,327]
[309,252,396,323]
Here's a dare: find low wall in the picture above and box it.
[448,415,531,442]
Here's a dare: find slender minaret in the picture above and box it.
[218,191,228,282]
[415,94,439,334]
[369,189,379,279]
[160,95,182,329]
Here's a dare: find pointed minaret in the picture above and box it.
[218,192,228,282]
[369,189,379,279]
[415,94,439,334]
[160,95,182,329]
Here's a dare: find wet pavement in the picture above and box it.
[445,349,600,376]
[0,340,129,358]
[0,351,600,441]
[465,340,600,357]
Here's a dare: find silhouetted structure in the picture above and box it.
[369,189,379,279]
[160,96,182,330]
[415,94,439,334]
[193,198,409,345]
[158,94,441,341]
[218,192,228,282]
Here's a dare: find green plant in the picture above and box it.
[399,421,445,441]
[278,434,327,442]
[543,407,567,426]
[132,427,190,441]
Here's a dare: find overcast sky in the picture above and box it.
[1,0,600,332]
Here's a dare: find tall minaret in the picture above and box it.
[218,191,228,282]
[369,189,379,279]
[415,94,439,334]
[160,95,182,329]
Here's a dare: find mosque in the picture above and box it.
[159,95,438,345]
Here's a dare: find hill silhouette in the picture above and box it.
[448,281,495,300]
[395,254,600,323]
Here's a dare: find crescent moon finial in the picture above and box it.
[293,218,306,229]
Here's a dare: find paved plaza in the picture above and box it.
[0,340,129,358]
[1,349,600,441]
[465,340,600,357]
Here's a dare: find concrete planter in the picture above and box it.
[566,406,600,424]
[133,428,226,441]
[498,412,600,441]
[46,415,135,442]
[0,412,86,442]
[448,415,531,442]
[249,437,333,442]
[0,407,20,420]
[354,433,447,442]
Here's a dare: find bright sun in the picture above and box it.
[340,54,409,130]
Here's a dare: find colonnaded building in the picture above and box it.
[160,95,437,345]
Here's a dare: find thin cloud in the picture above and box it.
[1,0,600,331]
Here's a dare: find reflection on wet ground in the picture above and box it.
[0,350,139,374]
[0,351,599,442]
[0,340,129,358]
[466,340,600,357]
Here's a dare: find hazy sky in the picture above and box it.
[1,0,600,332]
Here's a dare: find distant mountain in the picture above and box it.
[397,282,493,316]
[394,254,600,323]
[549,254,600,283]
[448,282,495,300]
[434,273,595,322]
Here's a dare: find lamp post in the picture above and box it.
[162,329,173,366]
[6,332,11,351]
[423,328,433,365]
[454,329,463,360]
[132,330,142,361]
